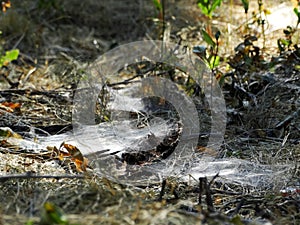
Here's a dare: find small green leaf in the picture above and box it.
[197,0,222,18]
[4,49,19,61]
[277,39,285,52]
[279,39,291,47]
[294,7,299,17]
[241,0,249,14]
[152,0,162,11]
[201,29,216,47]
[209,0,222,15]
[197,1,209,16]
[0,49,19,68]
[209,55,220,69]
[294,7,300,25]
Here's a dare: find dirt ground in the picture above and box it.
[0,0,299,224]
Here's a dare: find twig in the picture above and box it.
[198,175,218,212]
[158,178,167,201]
[0,172,85,181]
[205,177,214,212]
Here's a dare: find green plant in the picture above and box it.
[0,47,19,68]
[239,0,249,31]
[152,0,163,13]
[277,4,300,52]
[25,220,35,225]
[193,30,221,71]
[197,0,222,19]
[241,0,270,48]
[0,3,19,77]
[228,35,261,72]
[152,0,166,41]
[0,1,19,69]
[256,0,269,48]
[197,0,222,48]
[277,26,295,52]
[40,202,69,225]
[238,0,270,48]
[193,30,224,86]
[294,6,300,28]
[196,0,222,79]
[240,0,249,14]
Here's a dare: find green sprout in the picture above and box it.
[0,2,19,69]
[0,49,19,68]
[194,29,221,70]
[241,0,249,14]
[197,0,222,19]
[277,5,300,52]
[293,7,300,28]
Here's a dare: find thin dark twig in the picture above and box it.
[209,173,219,187]
[205,177,215,212]
[158,179,167,201]
[198,177,204,206]
[198,176,217,212]
[108,74,143,87]
[173,187,179,199]
[0,172,85,181]
[231,197,245,216]
[161,0,165,42]
[108,61,185,88]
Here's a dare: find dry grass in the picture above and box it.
[0,0,299,224]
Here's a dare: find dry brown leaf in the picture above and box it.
[1,0,10,12]
[0,102,21,113]
[47,143,89,172]
[61,143,88,172]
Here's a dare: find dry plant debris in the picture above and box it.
[0,0,299,225]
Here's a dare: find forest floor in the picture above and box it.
[0,0,299,224]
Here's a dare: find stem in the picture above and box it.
[258,0,266,49]
[212,40,219,75]
[161,0,165,42]
[160,0,166,55]
[0,172,85,181]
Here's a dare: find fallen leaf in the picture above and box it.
[1,0,10,12]
[0,102,21,113]
[62,143,84,161]
[55,142,89,172]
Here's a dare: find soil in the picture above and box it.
[0,0,299,224]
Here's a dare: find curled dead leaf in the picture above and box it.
[47,142,88,172]
[0,102,21,113]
